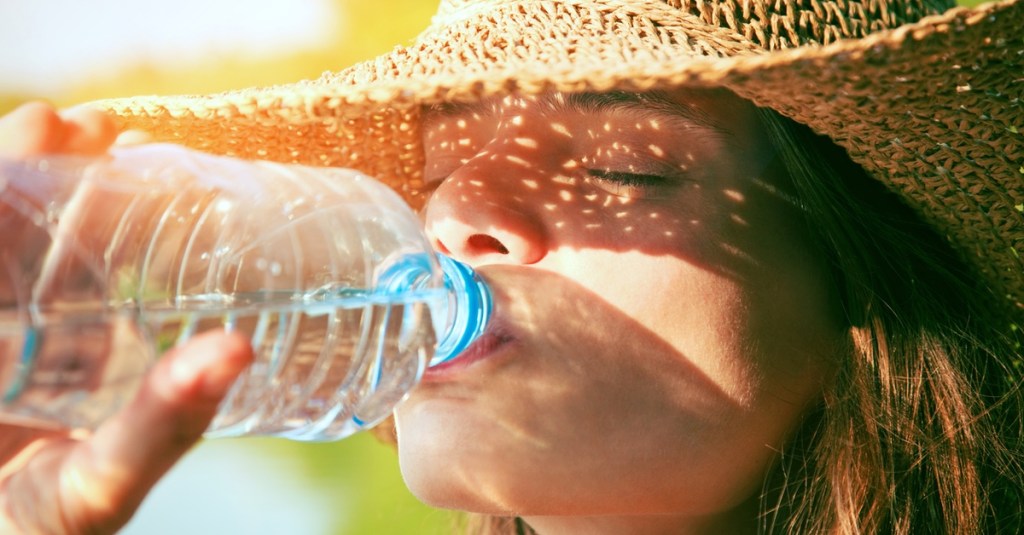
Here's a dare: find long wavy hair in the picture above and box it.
[453,107,1024,534]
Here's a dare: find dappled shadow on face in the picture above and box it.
[398,266,799,516]
[396,91,845,516]
[418,90,809,284]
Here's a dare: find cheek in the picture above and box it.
[560,248,841,487]
[394,254,837,517]
[569,254,814,417]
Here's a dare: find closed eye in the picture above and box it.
[587,169,667,185]
[585,169,672,199]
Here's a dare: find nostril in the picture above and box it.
[468,234,509,255]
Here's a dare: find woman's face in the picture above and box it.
[395,89,844,530]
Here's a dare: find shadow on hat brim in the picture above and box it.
[93,0,1023,321]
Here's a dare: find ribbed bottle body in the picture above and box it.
[0,144,488,440]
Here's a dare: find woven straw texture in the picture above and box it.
[94,0,1024,321]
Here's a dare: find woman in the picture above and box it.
[1,0,1022,533]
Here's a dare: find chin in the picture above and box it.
[394,407,542,515]
[397,447,520,515]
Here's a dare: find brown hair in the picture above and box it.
[756,110,1024,534]
[455,107,1024,534]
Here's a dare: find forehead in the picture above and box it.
[421,88,764,150]
[427,91,715,123]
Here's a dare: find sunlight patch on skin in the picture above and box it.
[550,122,571,137]
[522,179,539,189]
[559,190,573,202]
[723,189,744,202]
[648,144,665,157]
[458,138,472,146]
[552,175,575,186]
[544,203,557,211]
[514,137,538,148]
[719,242,757,265]
[506,155,530,167]
[730,214,748,226]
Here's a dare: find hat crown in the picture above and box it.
[432,0,954,50]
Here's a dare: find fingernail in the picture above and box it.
[114,129,152,146]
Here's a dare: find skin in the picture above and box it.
[395,89,846,534]
[0,102,253,534]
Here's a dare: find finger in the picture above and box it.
[0,102,119,160]
[57,106,119,156]
[60,330,253,532]
[0,424,69,470]
[0,101,65,158]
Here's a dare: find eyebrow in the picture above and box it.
[424,90,727,135]
[556,91,723,133]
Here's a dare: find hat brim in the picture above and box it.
[93,0,1024,319]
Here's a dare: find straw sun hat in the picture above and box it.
[94,0,1023,321]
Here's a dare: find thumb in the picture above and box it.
[60,330,253,533]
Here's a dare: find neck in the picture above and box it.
[521,494,760,535]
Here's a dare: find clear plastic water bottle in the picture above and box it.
[0,144,490,441]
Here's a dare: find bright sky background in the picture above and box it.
[0,0,339,95]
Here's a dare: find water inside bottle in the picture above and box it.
[0,286,443,438]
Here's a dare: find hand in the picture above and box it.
[0,101,117,159]
[0,102,255,534]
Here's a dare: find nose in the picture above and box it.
[423,160,549,266]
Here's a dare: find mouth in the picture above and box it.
[422,325,515,381]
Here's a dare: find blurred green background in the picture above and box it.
[0,1,450,534]
[0,0,989,533]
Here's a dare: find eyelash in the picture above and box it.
[421,163,679,200]
[585,168,672,198]
[586,169,667,185]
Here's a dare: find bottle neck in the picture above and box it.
[432,254,491,365]
[377,254,491,366]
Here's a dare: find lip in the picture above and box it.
[422,324,515,381]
